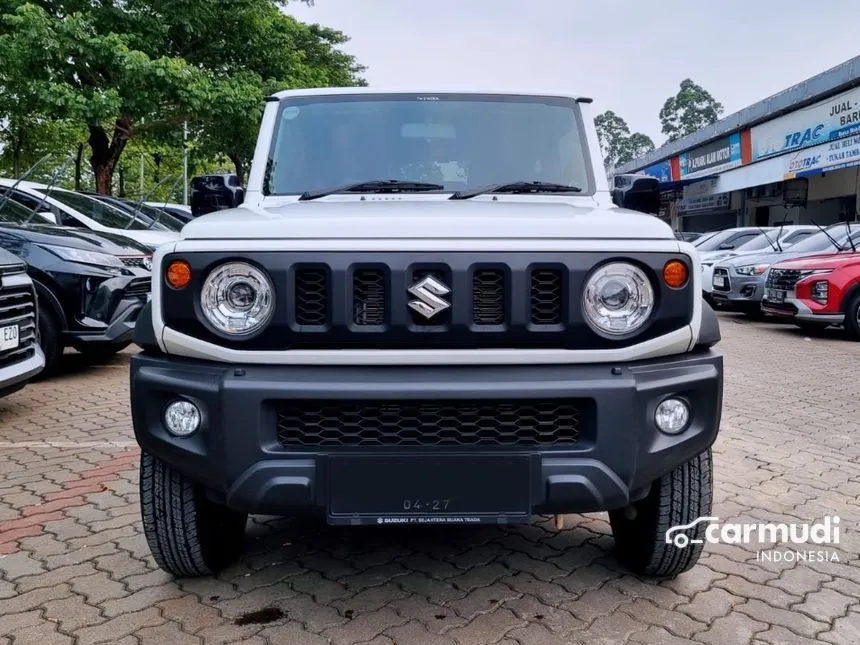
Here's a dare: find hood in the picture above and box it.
[181,200,676,241]
[0,223,152,255]
[772,251,860,271]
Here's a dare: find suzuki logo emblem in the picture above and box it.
[407,275,451,319]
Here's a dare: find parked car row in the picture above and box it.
[0,178,197,399]
[693,223,860,337]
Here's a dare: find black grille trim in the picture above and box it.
[276,398,584,448]
[353,268,387,326]
[766,269,803,291]
[124,278,151,298]
[530,269,563,325]
[472,269,505,325]
[712,267,730,293]
[295,268,330,326]
[161,251,695,351]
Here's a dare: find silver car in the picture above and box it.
[710,223,860,316]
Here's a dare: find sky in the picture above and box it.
[284,0,860,147]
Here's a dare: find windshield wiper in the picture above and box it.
[845,217,857,252]
[757,227,778,252]
[809,218,842,251]
[450,181,583,200]
[298,180,445,202]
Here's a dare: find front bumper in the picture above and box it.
[761,289,845,324]
[709,272,766,311]
[67,276,150,346]
[130,350,723,524]
[0,346,45,397]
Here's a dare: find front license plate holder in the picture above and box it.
[766,289,786,303]
[327,455,532,526]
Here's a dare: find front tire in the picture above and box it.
[844,293,860,340]
[35,307,62,379]
[609,449,713,578]
[140,451,247,577]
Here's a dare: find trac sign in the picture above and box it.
[752,85,860,162]
[783,124,825,150]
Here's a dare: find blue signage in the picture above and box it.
[642,160,672,183]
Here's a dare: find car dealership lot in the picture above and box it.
[0,316,858,645]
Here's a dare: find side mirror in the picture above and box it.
[190,173,245,217]
[718,243,734,250]
[36,211,55,223]
[611,174,660,215]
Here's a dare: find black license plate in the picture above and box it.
[766,289,786,303]
[327,455,531,525]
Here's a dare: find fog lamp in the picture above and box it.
[164,400,201,437]
[655,398,690,435]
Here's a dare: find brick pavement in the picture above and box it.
[0,318,858,645]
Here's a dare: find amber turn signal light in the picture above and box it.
[663,260,688,288]
[166,260,192,289]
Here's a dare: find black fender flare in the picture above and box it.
[32,278,67,331]
[133,301,162,353]
[695,299,721,348]
[839,281,860,314]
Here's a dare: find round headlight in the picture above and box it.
[200,262,274,335]
[582,262,654,335]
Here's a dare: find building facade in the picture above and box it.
[615,57,860,233]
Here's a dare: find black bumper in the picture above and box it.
[130,350,723,524]
[67,276,149,346]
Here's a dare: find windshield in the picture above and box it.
[0,198,40,224]
[788,225,858,253]
[735,232,780,252]
[264,93,594,196]
[695,230,741,252]
[42,189,171,231]
[117,200,184,231]
[692,231,717,247]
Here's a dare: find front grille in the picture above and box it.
[0,284,36,369]
[295,268,329,326]
[276,398,583,448]
[530,269,563,324]
[472,269,505,325]
[162,251,695,351]
[120,256,148,268]
[124,278,151,298]
[766,269,803,291]
[712,267,730,292]
[353,269,386,326]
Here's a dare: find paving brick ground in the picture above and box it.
[0,315,858,644]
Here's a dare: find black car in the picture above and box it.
[0,247,44,396]
[0,198,152,375]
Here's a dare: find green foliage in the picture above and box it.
[659,79,724,142]
[594,110,655,170]
[0,0,364,193]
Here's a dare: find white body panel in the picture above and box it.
[152,87,704,365]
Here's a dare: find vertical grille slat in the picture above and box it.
[295,268,330,326]
[353,269,386,326]
[530,269,563,325]
[472,269,505,325]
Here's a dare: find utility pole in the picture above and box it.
[183,121,189,205]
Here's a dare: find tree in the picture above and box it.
[594,110,655,169]
[659,79,724,142]
[0,1,364,193]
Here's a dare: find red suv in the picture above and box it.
[761,252,860,337]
